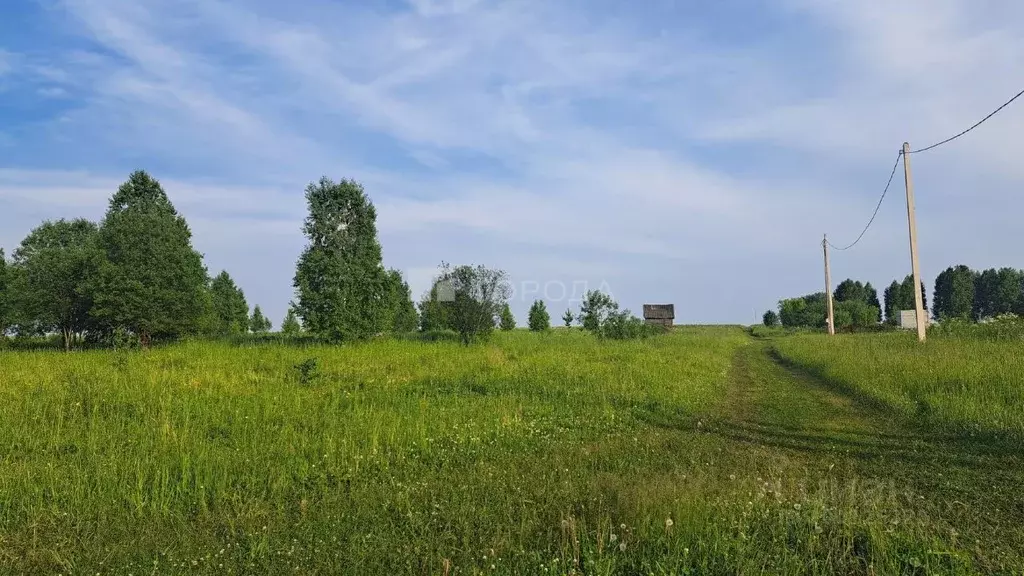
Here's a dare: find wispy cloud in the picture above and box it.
[1,0,1023,323]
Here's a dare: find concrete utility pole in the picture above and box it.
[823,234,835,336]
[903,142,927,342]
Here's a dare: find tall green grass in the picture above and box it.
[0,328,986,574]
[772,332,1024,438]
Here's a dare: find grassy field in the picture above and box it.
[771,332,1024,438]
[0,328,1022,574]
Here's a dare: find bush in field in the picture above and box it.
[600,309,657,340]
[575,290,659,340]
[418,263,511,345]
[527,300,550,331]
[292,358,320,386]
[833,300,880,332]
[562,308,574,328]
[762,310,779,327]
[578,290,618,332]
[499,304,516,331]
[778,294,826,329]
[835,279,882,322]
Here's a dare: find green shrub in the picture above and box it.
[600,310,659,340]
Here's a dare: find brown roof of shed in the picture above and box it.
[643,304,675,320]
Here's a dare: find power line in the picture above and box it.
[826,150,903,251]
[909,87,1024,154]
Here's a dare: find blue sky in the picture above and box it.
[2,0,1023,326]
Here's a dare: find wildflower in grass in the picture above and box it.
[665,518,674,528]
[793,503,802,511]
[619,542,627,552]
[609,533,618,543]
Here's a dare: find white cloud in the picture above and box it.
[3,0,1024,324]
[0,50,13,77]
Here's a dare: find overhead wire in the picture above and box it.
[908,87,1024,154]
[826,85,1024,251]
[826,150,903,251]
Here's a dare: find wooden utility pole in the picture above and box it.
[823,234,835,336]
[903,142,927,342]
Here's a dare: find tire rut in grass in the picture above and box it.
[726,342,1024,571]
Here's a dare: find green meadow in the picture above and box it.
[1,327,1022,575]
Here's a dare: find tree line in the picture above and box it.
[765,264,1024,330]
[0,172,288,350]
[0,171,661,350]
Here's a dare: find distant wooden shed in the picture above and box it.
[643,304,675,329]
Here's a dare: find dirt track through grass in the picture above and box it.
[720,341,1024,573]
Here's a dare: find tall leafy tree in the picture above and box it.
[210,271,249,335]
[8,219,99,350]
[883,280,901,325]
[899,276,927,313]
[834,279,866,304]
[281,306,303,336]
[933,265,975,320]
[882,276,927,324]
[383,269,418,333]
[250,305,272,333]
[973,268,999,320]
[0,248,9,335]
[762,310,779,327]
[90,171,208,345]
[294,177,388,341]
[975,268,1023,318]
[528,300,550,331]
[499,303,516,331]
[965,267,1024,320]
[993,268,1023,316]
[864,282,882,322]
